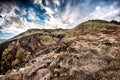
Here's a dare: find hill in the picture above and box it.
[0,20,120,80]
[0,39,6,43]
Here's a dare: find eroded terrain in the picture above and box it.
[0,20,120,80]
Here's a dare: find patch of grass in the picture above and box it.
[2,45,17,62]
[38,35,59,45]
[0,42,32,74]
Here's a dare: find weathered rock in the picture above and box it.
[0,20,120,80]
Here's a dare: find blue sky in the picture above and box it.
[0,0,120,39]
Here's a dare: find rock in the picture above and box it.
[0,20,120,80]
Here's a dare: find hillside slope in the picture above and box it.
[0,20,120,80]
[0,39,6,43]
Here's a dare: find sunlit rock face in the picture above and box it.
[0,20,120,80]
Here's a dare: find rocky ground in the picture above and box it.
[0,20,120,80]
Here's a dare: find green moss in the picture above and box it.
[16,48,25,60]
[2,45,17,61]
[16,48,31,62]
[0,46,32,74]
[0,42,32,74]
[0,44,18,73]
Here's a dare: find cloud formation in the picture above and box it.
[0,0,120,39]
[33,0,120,29]
[84,2,120,21]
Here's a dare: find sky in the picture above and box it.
[0,0,120,39]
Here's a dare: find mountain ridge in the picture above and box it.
[0,20,120,80]
[0,39,6,43]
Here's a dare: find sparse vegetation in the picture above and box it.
[38,35,58,45]
[110,20,120,25]
[0,20,120,80]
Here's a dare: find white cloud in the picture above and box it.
[33,0,42,5]
[36,1,120,29]
[33,0,45,10]
[0,4,27,34]
[0,17,4,25]
[45,0,49,6]
[27,8,37,20]
[81,3,120,22]
[45,7,54,14]
[0,0,120,39]
[33,0,78,28]
[53,0,61,6]
[43,3,81,29]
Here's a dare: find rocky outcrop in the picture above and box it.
[0,29,66,74]
[0,20,120,80]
